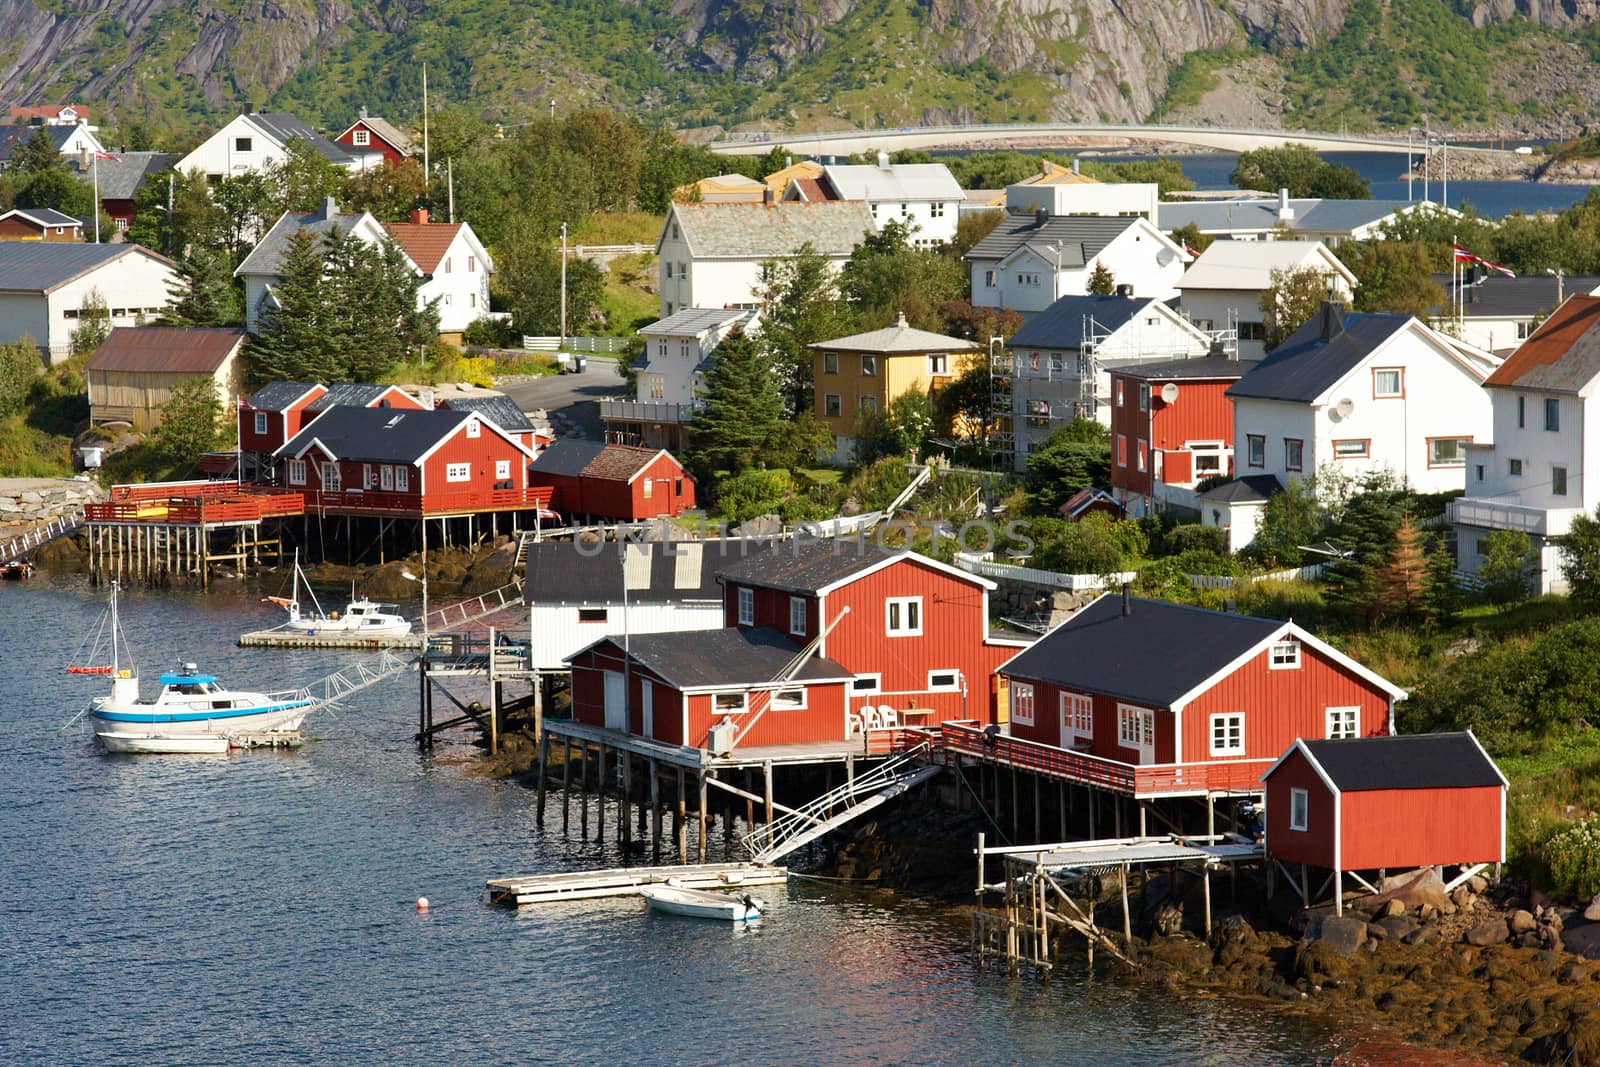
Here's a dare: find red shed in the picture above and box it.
[332,111,416,168]
[994,593,1406,798]
[240,382,327,460]
[566,626,854,751]
[1262,732,1507,912]
[528,439,695,520]
[1110,355,1255,510]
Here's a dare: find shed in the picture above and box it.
[86,327,247,430]
[527,439,695,520]
[1261,732,1506,898]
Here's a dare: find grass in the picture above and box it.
[0,414,74,477]
[599,253,660,337]
[572,212,665,246]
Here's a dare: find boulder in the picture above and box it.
[1382,898,1407,918]
[1367,922,1389,942]
[1303,913,1369,958]
[1582,894,1600,923]
[1451,886,1476,912]
[1152,901,1184,937]
[1511,909,1539,934]
[1376,914,1419,941]
[1467,874,1489,894]
[1561,962,1589,984]
[1465,918,1510,946]
[1403,925,1436,946]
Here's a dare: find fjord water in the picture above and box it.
[2,577,1342,1065]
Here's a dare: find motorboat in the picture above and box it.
[639,881,766,922]
[72,583,316,754]
[262,551,412,638]
[0,559,32,580]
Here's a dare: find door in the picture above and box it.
[603,671,626,732]
[1118,703,1155,763]
[640,683,653,739]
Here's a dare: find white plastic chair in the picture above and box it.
[877,706,899,729]
[846,711,864,738]
[859,706,883,731]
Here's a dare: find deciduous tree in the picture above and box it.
[1260,266,1338,351]
[1087,261,1117,296]
[759,244,856,413]
[1560,506,1600,613]
[1481,528,1533,606]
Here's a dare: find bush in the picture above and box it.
[463,316,518,348]
[714,468,794,523]
[1032,512,1144,575]
[1543,817,1600,902]
[1165,523,1228,557]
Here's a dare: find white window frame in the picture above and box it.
[495,459,511,481]
[823,351,839,374]
[445,462,470,483]
[1209,712,1245,757]
[1289,787,1309,832]
[1117,704,1155,762]
[1011,682,1035,726]
[885,596,922,636]
[1326,706,1359,740]
[287,458,306,485]
[465,419,480,438]
[363,463,375,489]
[642,478,653,500]
[927,669,960,692]
[861,355,877,376]
[253,411,268,435]
[352,129,370,146]
[712,691,747,716]
[1373,368,1403,398]
[737,587,754,626]
[771,688,806,711]
[395,467,409,492]
[321,461,341,492]
[1061,691,1093,743]
[380,464,394,491]
[789,596,806,637]
[850,674,882,695]
[1269,639,1301,670]
[927,353,949,376]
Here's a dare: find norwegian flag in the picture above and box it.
[1454,244,1517,278]
[1452,243,1476,263]
[1183,242,1199,257]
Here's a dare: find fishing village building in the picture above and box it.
[86,326,248,431]
[1108,354,1255,514]
[526,440,696,522]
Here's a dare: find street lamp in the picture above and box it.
[1547,267,1565,305]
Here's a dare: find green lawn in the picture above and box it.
[572,212,665,246]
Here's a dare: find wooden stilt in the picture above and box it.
[676,766,688,863]
[762,760,774,827]
[1032,774,1041,844]
[1138,802,1147,837]
[619,749,631,849]
[595,744,606,844]
[580,743,591,839]
[561,735,572,834]
[1203,865,1213,936]
[535,729,549,824]
[1300,862,1309,908]
[1121,862,1132,944]
[696,772,708,863]
[650,758,662,863]
[1334,870,1343,915]
[1058,780,1067,841]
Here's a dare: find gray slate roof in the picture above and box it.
[523,540,771,606]
[1000,594,1284,707]
[277,405,470,462]
[641,307,757,337]
[1226,304,1411,404]
[0,124,77,163]
[1197,474,1284,503]
[1009,294,1146,350]
[666,201,875,258]
[615,626,854,689]
[529,438,607,477]
[441,394,533,433]
[717,538,898,595]
[964,214,1139,264]
[0,242,169,294]
[1430,274,1600,318]
[307,383,407,411]
[1159,199,1416,236]
[69,151,171,200]
[1114,355,1256,381]
[819,162,963,202]
[1297,733,1505,791]
[235,205,372,278]
[351,115,415,155]
[246,113,376,168]
[247,381,322,410]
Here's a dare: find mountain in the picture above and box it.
[2,0,1598,141]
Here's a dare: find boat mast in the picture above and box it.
[110,580,119,677]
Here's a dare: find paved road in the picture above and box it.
[496,356,623,442]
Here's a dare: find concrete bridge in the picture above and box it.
[707,122,1504,158]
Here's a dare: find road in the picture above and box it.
[496,356,622,442]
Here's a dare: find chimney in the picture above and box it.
[1041,160,1051,177]
[1035,207,1048,228]
[763,187,775,206]
[360,105,369,120]
[895,310,908,328]
[876,150,891,170]
[785,155,792,168]
[409,207,429,225]
[1318,300,1346,341]
[1116,283,1134,298]
[1072,157,1081,175]
[420,388,435,408]
[322,195,339,220]
[1277,188,1294,222]
[77,146,89,170]
[1121,582,1132,616]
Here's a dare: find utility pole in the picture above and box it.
[166,172,174,256]
[560,221,568,344]
[447,158,454,223]
[422,63,430,189]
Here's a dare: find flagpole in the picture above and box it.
[93,154,100,243]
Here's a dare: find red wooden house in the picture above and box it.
[1110,355,1254,511]
[985,593,1406,799]
[528,440,695,520]
[240,382,425,471]
[1261,732,1506,912]
[274,405,548,516]
[332,110,416,168]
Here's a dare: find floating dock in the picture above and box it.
[486,862,787,907]
[231,729,305,749]
[238,629,424,650]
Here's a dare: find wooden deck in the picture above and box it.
[239,629,424,650]
[485,861,787,907]
[541,716,929,771]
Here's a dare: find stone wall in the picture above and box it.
[0,479,104,541]
[991,576,1101,630]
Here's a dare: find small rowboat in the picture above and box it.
[639,882,765,922]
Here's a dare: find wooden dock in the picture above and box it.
[486,862,787,907]
[238,628,424,650]
[231,729,304,749]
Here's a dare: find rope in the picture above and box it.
[955,762,1010,844]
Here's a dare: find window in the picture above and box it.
[900,202,911,217]
[928,670,960,691]
[253,411,268,435]
[1115,380,1124,407]
[885,596,922,636]
[1518,395,1526,428]
[1049,353,1064,375]
[1011,682,1035,726]
[321,462,341,491]
[771,688,806,711]
[1138,384,1149,412]
[1476,464,1485,482]
[737,587,754,626]
[713,692,746,715]
[1545,397,1561,432]
[1209,713,1245,757]
[824,394,842,417]
[1246,435,1265,468]
[234,136,252,152]
[859,395,877,414]
[1270,639,1301,669]
[1017,272,1040,287]
[1194,452,1222,474]
[928,353,948,376]
[352,129,370,146]
[380,465,394,491]
[1373,368,1403,397]
[1136,440,1148,472]
[495,459,510,481]
[1326,706,1359,740]
[642,478,653,499]
[851,675,881,694]
[363,464,376,489]
[395,467,408,492]
[823,352,839,374]
[1238,321,1265,341]
[679,340,692,359]
[1116,434,1128,468]
[1289,788,1309,831]
[984,269,997,288]
[287,459,306,485]
[671,223,680,240]
[648,376,665,400]
[444,257,453,274]
[656,339,668,359]
[468,256,476,272]
[1029,353,1040,372]
[675,478,684,497]
[115,217,127,231]
[789,597,807,636]
[446,462,470,483]
[466,419,480,438]
[931,202,945,218]
[578,608,608,623]
[1553,465,1569,496]
[1428,437,1469,467]
[1117,704,1154,756]
[861,356,877,376]
[1285,438,1303,472]
[1509,458,1523,476]
[1063,692,1093,740]
[1517,321,1534,340]
[1332,439,1369,459]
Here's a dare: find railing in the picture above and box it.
[741,741,934,861]
[111,479,227,501]
[562,243,650,259]
[86,492,304,525]
[1187,563,1327,589]
[1,507,85,561]
[599,399,700,424]
[522,335,631,353]
[1448,497,1577,538]
[953,552,1136,591]
[425,578,526,634]
[298,486,554,515]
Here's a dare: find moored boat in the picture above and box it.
[262,551,412,639]
[0,559,32,580]
[639,882,766,921]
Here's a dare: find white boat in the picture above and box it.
[639,882,766,922]
[262,551,412,639]
[72,583,317,755]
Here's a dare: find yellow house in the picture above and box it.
[764,159,822,194]
[811,313,980,460]
[983,160,1099,207]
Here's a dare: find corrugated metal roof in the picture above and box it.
[523,540,764,605]
[0,242,172,294]
[1297,733,1504,791]
[1159,199,1417,235]
[1226,307,1410,403]
[1178,239,1354,292]
[640,307,757,337]
[1483,294,1600,393]
[618,626,854,689]
[1430,274,1600,319]
[964,214,1138,264]
[345,115,415,154]
[667,201,874,258]
[86,327,245,373]
[819,162,963,202]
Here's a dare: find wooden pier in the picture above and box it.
[231,729,304,749]
[486,861,787,907]
[239,629,424,650]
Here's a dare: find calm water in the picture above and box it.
[1,576,1350,1065]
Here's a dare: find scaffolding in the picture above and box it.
[987,337,1014,475]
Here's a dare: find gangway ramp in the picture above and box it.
[486,862,787,907]
[2,507,85,562]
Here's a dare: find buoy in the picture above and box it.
[416,896,430,912]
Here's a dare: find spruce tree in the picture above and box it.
[1423,535,1461,628]
[162,249,242,327]
[686,329,783,478]
[247,229,340,383]
[758,243,856,413]
[1325,478,1409,623]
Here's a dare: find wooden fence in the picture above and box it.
[522,335,630,353]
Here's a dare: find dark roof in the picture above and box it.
[618,626,854,689]
[69,151,171,200]
[0,242,172,294]
[0,124,76,163]
[246,113,376,167]
[442,394,533,433]
[1113,355,1257,381]
[716,537,899,595]
[532,439,668,482]
[523,540,773,605]
[2,207,80,227]
[1009,295,1145,350]
[86,327,245,373]
[307,383,408,411]
[1430,274,1600,319]
[235,204,379,278]
[530,438,606,477]
[1484,295,1600,393]
[1226,304,1410,403]
[964,214,1139,264]
[1197,474,1283,504]
[247,381,323,410]
[1000,594,1283,706]
[276,405,469,462]
[1297,733,1504,791]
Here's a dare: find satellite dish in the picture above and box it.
[1335,397,1355,419]
[1160,382,1180,404]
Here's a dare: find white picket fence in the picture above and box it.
[953,552,1136,591]
[521,335,630,353]
[1185,562,1329,590]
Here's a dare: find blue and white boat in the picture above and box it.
[75,584,316,754]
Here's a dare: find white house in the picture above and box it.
[1431,272,1600,356]
[1159,193,1449,244]
[1178,239,1357,360]
[1004,178,1159,220]
[654,200,875,318]
[175,112,381,181]
[235,199,392,333]
[1226,302,1499,499]
[1004,293,1214,452]
[1198,474,1285,554]
[601,307,759,450]
[966,213,1189,313]
[1449,295,1600,593]
[783,154,964,247]
[0,122,104,168]
[382,209,494,342]
[0,242,180,363]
